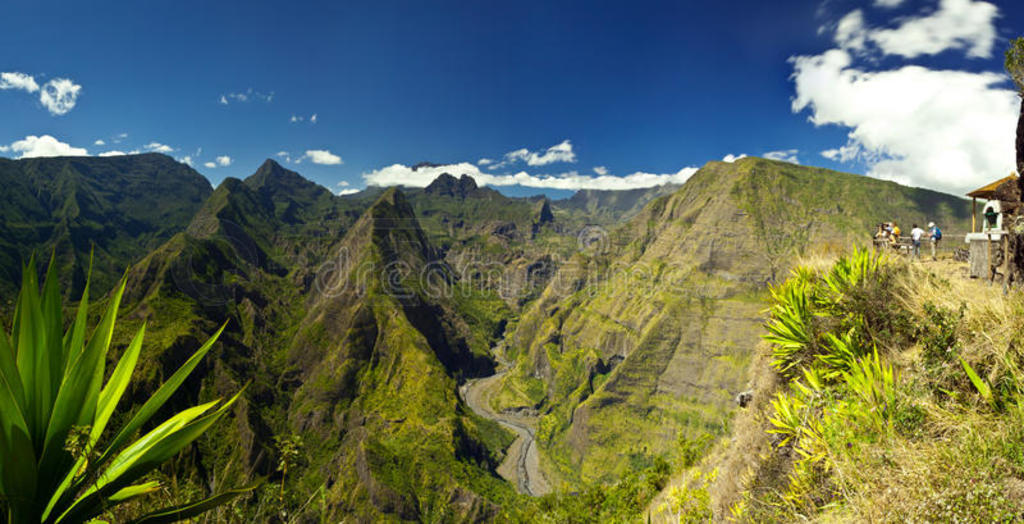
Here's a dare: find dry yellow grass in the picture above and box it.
[653,251,1024,522]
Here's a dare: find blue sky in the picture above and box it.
[1,0,1022,196]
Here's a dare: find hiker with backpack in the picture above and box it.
[929,222,942,260]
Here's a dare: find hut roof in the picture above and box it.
[967,174,1019,199]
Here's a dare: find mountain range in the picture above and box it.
[0,153,973,520]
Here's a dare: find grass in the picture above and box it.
[683,250,1024,522]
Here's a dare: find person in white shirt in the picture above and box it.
[910,224,925,260]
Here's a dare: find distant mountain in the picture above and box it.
[555,183,681,223]
[0,153,211,297]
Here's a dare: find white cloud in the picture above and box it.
[39,78,82,115]
[99,151,127,157]
[477,158,493,166]
[336,180,350,187]
[363,162,697,191]
[792,0,1015,195]
[0,72,40,93]
[219,88,273,105]
[289,113,317,124]
[179,155,193,166]
[491,139,577,169]
[763,149,800,164]
[1,73,82,115]
[94,139,105,146]
[834,10,867,50]
[337,188,360,196]
[593,166,609,175]
[114,133,127,143]
[8,135,87,158]
[202,155,232,169]
[875,0,905,7]
[303,149,342,165]
[722,154,747,163]
[0,145,9,153]
[833,0,998,59]
[144,142,174,153]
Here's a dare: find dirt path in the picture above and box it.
[461,371,551,496]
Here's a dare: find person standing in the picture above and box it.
[910,223,925,260]
[928,222,942,260]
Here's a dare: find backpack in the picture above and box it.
[933,227,942,240]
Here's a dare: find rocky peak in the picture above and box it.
[244,158,331,203]
[424,173,484,198]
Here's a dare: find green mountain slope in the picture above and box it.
[111,164,524,520]
[493,157,972,485]
[0,153,212,297]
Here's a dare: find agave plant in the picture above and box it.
[764,279,818,375]
[0,258,251,523]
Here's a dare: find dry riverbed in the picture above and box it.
[460,371,551,496]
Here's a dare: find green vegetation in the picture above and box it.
[0,154,987,520]
[707,251,1024,521]
[0,154,212,300]
[0,258,247,523]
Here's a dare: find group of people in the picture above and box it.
[874,221,942,260]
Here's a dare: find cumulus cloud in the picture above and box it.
[831,0,998,59]
[99,151,127,157]
[363,162,697,191]
[1,73,82,115]
[763,149,800,164]
[303,149,342,165]
[722,153,747,163]
[792,0,1015,195]
[337,188,360,196]
[310,113,318,124]
[144,142,174,153]
[39,79,82,115]
[491,139,577,169]
[477,158,493,166]
[202,155,233,169]
[0,72,40,92]
[179,155,193,166]
[94,139,105,146]
[336,180,350,187]
[219,88,274,105]
[7,135,87,158]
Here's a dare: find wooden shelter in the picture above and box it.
[967,174,1018,232]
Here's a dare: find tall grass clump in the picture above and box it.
[731,249,1024,521]
[0,258,252,523]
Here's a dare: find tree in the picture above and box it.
[1007,37,1024,194]
[0,257,253,523]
